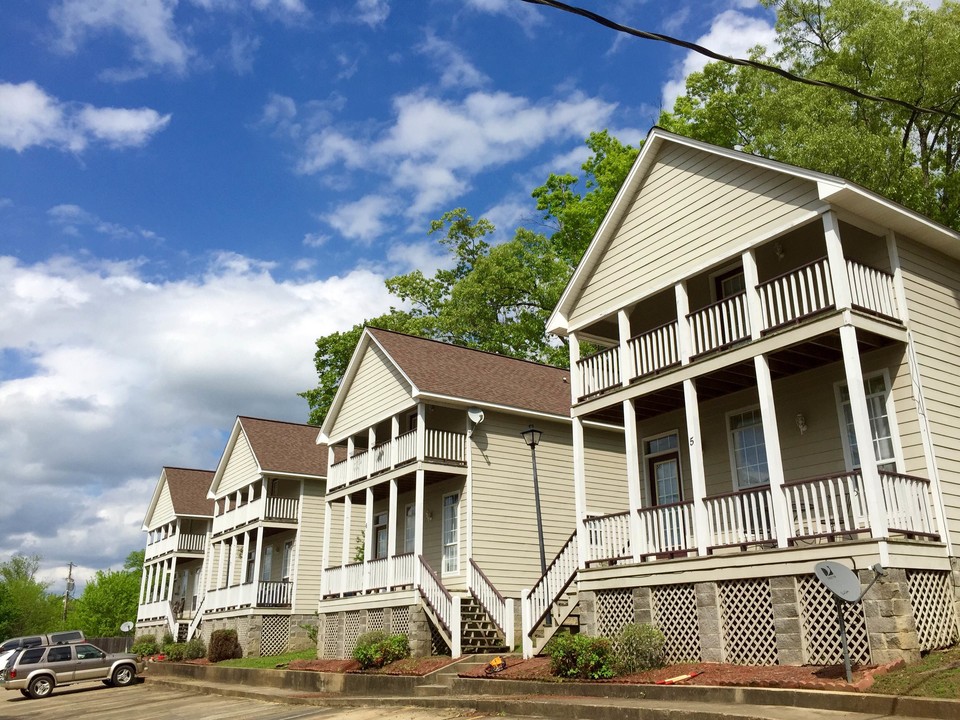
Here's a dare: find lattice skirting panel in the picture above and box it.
[321,614,343,659]
[390,607,411,636]
[430,622,450,656]
[908,570,959,651]
[652,583,702,663]
[797,574,870,666]
[596,588,635,637]
[260,615,290,657]
[343,611,362,655]
[367,609,385,634]
[718,578,778,665]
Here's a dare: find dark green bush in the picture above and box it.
[613,624,665,675]
[131,635,159,657]
[161,630,175,645]
[184,636,206,660]
[208,629,243,662]
[162,642,186,661]
[546,632,614,680]
[352,631,410,669]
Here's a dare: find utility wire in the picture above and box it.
[518,0,960,121]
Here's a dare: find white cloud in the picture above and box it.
[298,128,367,174]
[661,9,776,110]
[48,204,160,242]
[418,32,489,90]
[0,82,170,153]
[0,253,394,575]
[323,195,396,243]
[356,0,390,27]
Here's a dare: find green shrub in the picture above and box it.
[613,624,665,675]
[184,636,206,660]
[352,631,410,669]
[208,629,243,662]
[131,635,159,657]
[546,632,614,680]
[161,630,175,645]
[162,642,186,661]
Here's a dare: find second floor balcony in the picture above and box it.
[211,491,300,536]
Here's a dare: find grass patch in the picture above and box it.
[869,646,960,698]
[217,649,317,669]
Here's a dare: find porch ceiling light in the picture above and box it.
[521,426,543,448]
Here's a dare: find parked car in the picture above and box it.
[0,641,144,699]
[0,630,85,652]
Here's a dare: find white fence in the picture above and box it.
[576,346,621,398]
[847,260,898,319]
[784,472,870,540]
[264,496,299,521]
[627,322,679,380]
[705,486,775,548]
[688,292,750,356]
[636,502,695,559]
[583,512,631,564]
[257,580,292,606]
[758,257,834,329]
[425,429,466,464]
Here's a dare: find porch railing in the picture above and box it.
[212,495,264,534]
[704,486,775,549]
[468,559,513,640]
[688,291,750,356]
[880,472,937,537]
[527,531,579,633]
[393,552,415,588]
[418,556,454,635]
[425,429,466,464]
[177,533,207,553]
[367,557,388,591]
[627,321,679,381]
[583,511,631,565]
[257,580,292,606]
[783,472,870,542]
[396,430,417,466]
[636,501,695,559]
[264,496,299,521]
[758,257,834,330]
[371,441,391,474]
[847,260,898,319]
[576,346,621,399]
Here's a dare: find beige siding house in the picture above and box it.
[201,416,328,656]
[316,328,625,658]
[137,467,214,640]
[531,127,960,667]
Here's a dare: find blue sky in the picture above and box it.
[0,0,783,591]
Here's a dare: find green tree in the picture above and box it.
[0,555,61,638]
[69,551,143,637]
[660,0,960,230]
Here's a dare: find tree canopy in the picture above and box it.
[659,0,960,231]
[69,551,142,637]
[0,555,62,639]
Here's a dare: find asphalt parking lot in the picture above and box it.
[0,681,498,720]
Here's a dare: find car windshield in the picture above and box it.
[0,649,15,668]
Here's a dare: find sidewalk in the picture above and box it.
[146,659,960,720]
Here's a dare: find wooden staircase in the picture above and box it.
[460,597,509,653]
[527,586,580,656]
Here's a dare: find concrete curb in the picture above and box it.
[145,662,960,720]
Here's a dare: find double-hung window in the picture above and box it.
[836,372,898,471]
[442,492,460,574]
[728,408,769,489]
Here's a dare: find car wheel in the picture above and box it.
[19,689,30,698]
[27,675,54,699]
[102,679,113,686]
[111,665,135,687]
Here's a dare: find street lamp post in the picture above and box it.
[521,425,550,625]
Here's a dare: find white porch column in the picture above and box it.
[228,535,238,587]
[823,210,852,310]
[168,556,179,602]
[571,416,588,569]
[320,499,332,596]
[368,427,377,478]
[138,557,149,605]
[387,478,398,589]
[158,558,169,601]
[742,249,763,340]
[414,469,425,586]
[622,399,644,561]
[391,415,400,468]
[363,487,374,592]
[215,540,225,589]
[465,412,474,567]
[675,282,693,365]
[251,527,265,605]
[754,354,790,548]
[840,325,888,539]
[682,378,709,555]
[618,308,633,386]
[568,332,581,403]
[416,403,427,461]
[146,563,156,603]
[341,495,353,567]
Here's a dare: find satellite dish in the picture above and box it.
[120,621,134,633]
[467,407,484,425]
[814,561,861,602]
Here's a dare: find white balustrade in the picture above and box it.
[636,502,695,558]
[367,557,388,591]
[371,442,391,474]
[583,512,631,564]
[704,487,775,549]
[688,292,750,356]
[526,532,579,630]
[784,472,869,540]
[264,496,299,521]
[396,430,417,465]
[880,472,937,537]
[211,495,264,534]
[468,560,512,639]
[350,450,368,480]
[576,346,621,398]
[258,580,292,606]
[393,553,415,588]
[204,582,256,611]
[343,562,364,595]
[177,533,207,553]
[758,257,834,330]
[847,260,899,319]
[418,556,454,634]
[425,429,466,463]
[328,459,350,490]
[627,322,679,380]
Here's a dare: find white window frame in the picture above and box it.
[641,430,682,507]
[281,540,294,581]
[404,503,416,554]
[260,545,273,582]
[725,405,770,491]
[708,261,746,303]
[441,491,460,576]
[374,511,388,560]
[833,369,903,473]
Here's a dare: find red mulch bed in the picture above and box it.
[460,656,883,691]
[287,656,458,676]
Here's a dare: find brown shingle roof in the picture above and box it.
[239,416,327,477]
[367,328,571,417]
[163,467,215,517]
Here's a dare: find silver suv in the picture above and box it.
[0,642,144,699]
[0,630,85,652]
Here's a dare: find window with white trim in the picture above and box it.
[260,545,273,581]
[374,512,388,559]
[837,373,897,471]
[281,540,293,581]
[728,408,769,489]
[442,492,460,574]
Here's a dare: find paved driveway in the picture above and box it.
[0,682,495,720]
